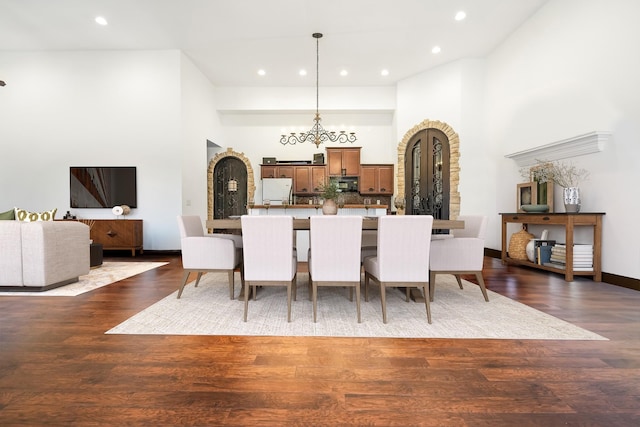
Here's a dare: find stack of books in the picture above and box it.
[546,243,593,270]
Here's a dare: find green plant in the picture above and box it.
[319,180,339,200]
[520,159,589,188]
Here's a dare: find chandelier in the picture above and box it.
[280,33,357,149]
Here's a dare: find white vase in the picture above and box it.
[322,199,338,215]
[563,187,581,213]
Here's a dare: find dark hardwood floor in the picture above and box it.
[1,254,639,426]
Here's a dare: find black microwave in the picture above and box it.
[332,176,359,192]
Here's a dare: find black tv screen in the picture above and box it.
[70,167,137,208]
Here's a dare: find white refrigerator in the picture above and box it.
[261,178,292,205]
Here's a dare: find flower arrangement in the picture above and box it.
[521,160,589,188]
[319,180,339,200]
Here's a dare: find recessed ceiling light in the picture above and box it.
[340,69,348,77]
[381,69,389,76]
[432,46,441,54]
[299,69,307,76]
[455,11,466,21]
[257,69,266,76]
[95,16,108,26]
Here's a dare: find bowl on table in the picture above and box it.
[520,204,549,213]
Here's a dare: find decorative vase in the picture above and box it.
[563,187,581,213]
[322,199,338,215]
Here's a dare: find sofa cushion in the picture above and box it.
[0,208,15,220]
[15,207,57,222]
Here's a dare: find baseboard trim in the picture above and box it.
[484,248,640,292]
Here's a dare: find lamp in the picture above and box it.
[228,178,238,192]
[280,33,357,149]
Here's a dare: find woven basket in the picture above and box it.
[508,228,534,260]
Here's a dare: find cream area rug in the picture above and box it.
[0,262,167,296]
[107,272,606,340]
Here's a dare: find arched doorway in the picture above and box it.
[207,148,256,221]
[397,119,460,220]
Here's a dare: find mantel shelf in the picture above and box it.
[505,131,611,167]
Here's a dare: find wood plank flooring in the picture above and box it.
[1,254,639,426]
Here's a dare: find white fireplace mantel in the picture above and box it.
[505,131,611,167]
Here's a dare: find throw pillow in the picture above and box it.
[14,207,58,222]
[0,209,16,221]
[0,208,16,220]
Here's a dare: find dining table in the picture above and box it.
[206,217,465,231]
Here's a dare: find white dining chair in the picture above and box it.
[363,215,434,324]
[429,215,489,302]
[176,215,242,299]
[308,215,363,322]
[241,215,297,322]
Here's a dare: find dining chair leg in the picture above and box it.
[423,284,432,324]
[364,273,370,302]
[355,283,361,323]
[405,287,411,302]
[312,283,319,322]
[380,283,388,324]
[177,271,191,299]
[293,273,297,301]
[455,274,464,289]
[243,280,250,322]
[287,283,292,323]
[308,275,313,301]
[195,272,203,287]
[429,271,436,302]
[228,271,234,300]
[476,272,489,302]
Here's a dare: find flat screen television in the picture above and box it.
[70,166,137,208]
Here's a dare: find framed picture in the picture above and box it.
[529,164,554,213]
[517,182,537,212]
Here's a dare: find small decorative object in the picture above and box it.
[394,196,405,215]
[516,183,537,212]
[522,160,589,213]
[112,205,123,217]
[508,226,534,260]
[521,204,549,213]
[319,180,339,215]
[120,205,131,216]
[526,230,549,262]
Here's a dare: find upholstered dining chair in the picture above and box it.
[176,215,242,299]
[241,215,297,322]
[429,215,489,302]
[308,215,363,323]
[363,215,434,324]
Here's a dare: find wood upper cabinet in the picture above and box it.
[294,165,327,195]
[261,165,294,179]
[327,147,361,176]
[360,165,394,195]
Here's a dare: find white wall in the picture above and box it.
[209,86,397,201]
[486,0,640,278]
[0,50,183,250]
[180,53,222,222]
[396,59,494,219]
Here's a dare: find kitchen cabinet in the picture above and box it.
[294,165,327,195]
[261,165,294,179]
[327,147,361,176]
[359,164,394,195]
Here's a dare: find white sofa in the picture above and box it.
[0,221,90,291]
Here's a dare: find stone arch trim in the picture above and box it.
[396,119,461,219]
[207,148,256,221]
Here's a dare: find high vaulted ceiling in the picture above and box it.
[0,0,548,87]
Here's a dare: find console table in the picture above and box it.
[500,212,604,282]
[90,219,143,257]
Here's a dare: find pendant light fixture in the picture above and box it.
[280,33,357,148]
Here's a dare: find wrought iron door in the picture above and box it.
[214,157,247,219]
[404,128,450,223]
